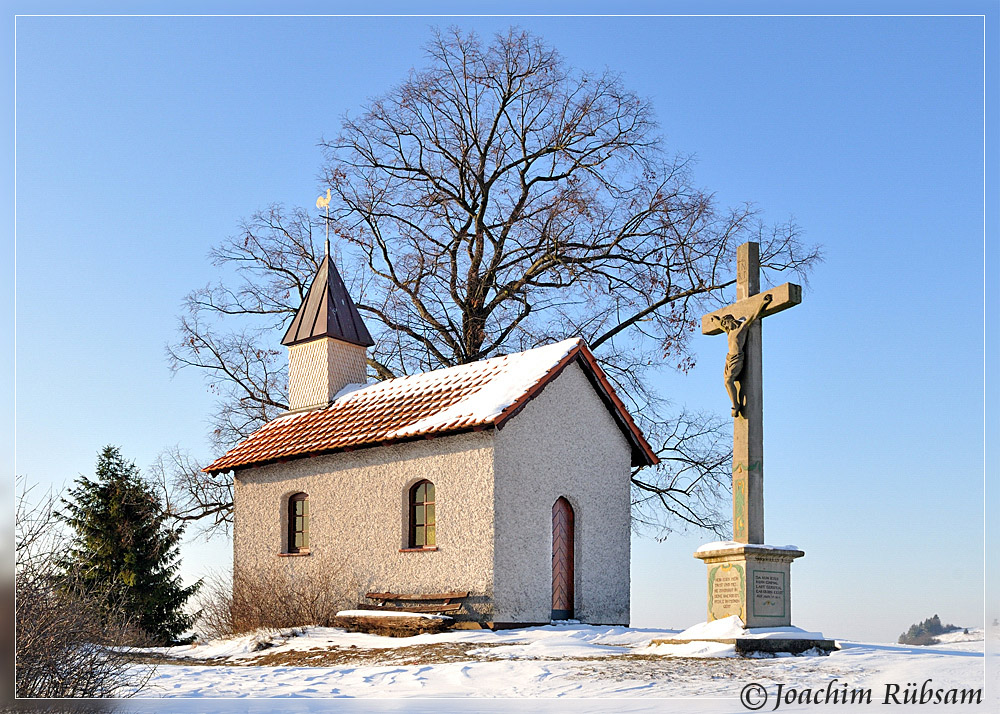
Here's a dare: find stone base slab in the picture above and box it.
[650,637,839,656]
[694,543,804,628]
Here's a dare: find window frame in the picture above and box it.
[287,492,309,554]
[407,480,436,549]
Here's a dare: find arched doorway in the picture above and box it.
[551,497,575,620]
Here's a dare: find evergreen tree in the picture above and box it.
[57,445,200,644]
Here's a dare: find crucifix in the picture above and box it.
[701,242,801,545]
[685,246,820,633]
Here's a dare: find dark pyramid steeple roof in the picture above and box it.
[281,256,374,347]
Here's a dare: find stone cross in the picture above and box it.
[701,242,801,544]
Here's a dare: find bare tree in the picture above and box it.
[151,445,233,533]
[15,477,154,698]
[167,27,819,538]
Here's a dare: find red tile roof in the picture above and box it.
[204,338,658,474]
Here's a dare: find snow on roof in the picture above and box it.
[204,337,658,474]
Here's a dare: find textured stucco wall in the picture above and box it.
[233,431,496,620]
[287,337,368,411]
[492,360,632,625]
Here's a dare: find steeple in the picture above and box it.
[282,256,374,348]
[283,256,373,412]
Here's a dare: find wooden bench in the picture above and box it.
[357,591,469,615]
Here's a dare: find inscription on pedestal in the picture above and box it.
[708,564,745,622]
[752,570,786,618]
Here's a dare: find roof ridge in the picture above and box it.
[368,337,582,381]
[320,337,583,397]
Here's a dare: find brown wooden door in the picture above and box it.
[551,497,575,620]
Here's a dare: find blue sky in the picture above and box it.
[8,4,996,644]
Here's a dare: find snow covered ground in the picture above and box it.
[110,622,995,713]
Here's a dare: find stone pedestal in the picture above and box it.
[693,543,804,628]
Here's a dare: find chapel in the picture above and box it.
[205,255,658,628]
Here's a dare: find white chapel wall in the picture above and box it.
[233,430,497,621]
[492,360,632,626]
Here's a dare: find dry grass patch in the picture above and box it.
[134,641,506,668]
[248,641,504,667]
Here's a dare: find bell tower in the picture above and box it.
[282,257,373,412]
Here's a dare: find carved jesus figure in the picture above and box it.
[711,293,773,417]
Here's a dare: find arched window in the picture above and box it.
[408,480,436,548]
[287,492,309,553]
